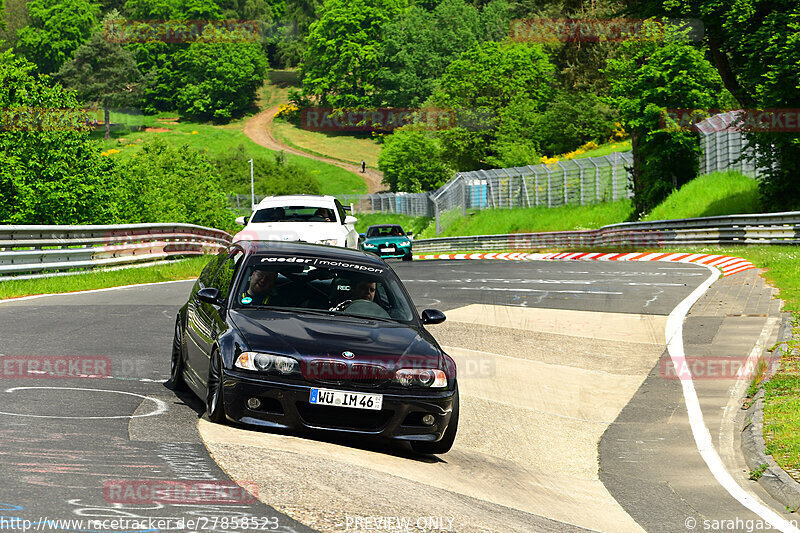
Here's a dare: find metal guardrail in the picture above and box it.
[0,224,232,279]
[412,212,800,253]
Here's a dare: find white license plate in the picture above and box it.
[309,388,383,410]
[380,247,396,253]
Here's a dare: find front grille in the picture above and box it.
[296,403,393,431]
[304,360,393,388]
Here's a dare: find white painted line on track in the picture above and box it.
[667,267,800,533]
[0,279,194,305]
[0,386,168,419]
[457,287,624,295]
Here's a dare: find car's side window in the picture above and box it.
[198,250,227,289]
[212,251,243,303]
[334,200,347,224]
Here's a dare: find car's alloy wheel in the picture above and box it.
[206,350,226,423]
[168,317,187,391]
[411,383,459,455]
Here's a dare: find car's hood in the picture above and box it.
[363,236,410,245]
[234,222,344,242]
[229,309,442,368]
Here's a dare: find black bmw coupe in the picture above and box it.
[169,240,459,454]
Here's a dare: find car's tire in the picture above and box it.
[411,384,459,455]
[206,350,227,423]
[402,253,413,262]
[167,317,187,391]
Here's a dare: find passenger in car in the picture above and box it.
[349,280,376,302]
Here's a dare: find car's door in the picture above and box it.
[335,199,359,248]
[192,250,242,388]
[184,251,225,390]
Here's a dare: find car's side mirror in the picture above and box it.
[407,231,413,236]
[421,309,446,325]
[197,287,222,306]
[344,215,357,225]
[235,216,249,226]
[358,233,365,243]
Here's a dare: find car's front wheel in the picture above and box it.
[206,350,227,423]
[411,384,459,455]
[167,317,187,391]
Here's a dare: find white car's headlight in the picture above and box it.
[235,352,299,374]
[395,368,447,388]
[317,238,339,246]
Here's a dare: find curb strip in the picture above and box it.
[412,251,756,277]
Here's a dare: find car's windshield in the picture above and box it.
[251,206,336,223]
[233,255,415,322]
[366,225,404,238]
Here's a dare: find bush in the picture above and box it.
[212,145,322,196]
[115,138,235,231]
[378,129,452,192]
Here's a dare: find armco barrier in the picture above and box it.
[0,224,231,279]
[412,211,800,253]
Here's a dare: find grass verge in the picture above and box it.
[93,112,367,195]
[0,256,212,300]
[272,117,383,169]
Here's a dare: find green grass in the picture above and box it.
[272,117,383,168]
[0,256,213,299]
[418,200,633,239]
[92,112,367,195]
[352,213,432,236]
[573,139,631,159]
[643,171,761,221]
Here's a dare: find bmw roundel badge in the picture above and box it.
[342,351,355,359]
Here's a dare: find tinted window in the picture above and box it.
[251,206,335,223]
[233,255,415,322]
[211,251,243,303]
[367,226,404,238]
[197,250,227,288]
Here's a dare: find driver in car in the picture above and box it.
[349,280,376,302]
[241,268,285,306]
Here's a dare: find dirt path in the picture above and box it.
[243,105,385,194]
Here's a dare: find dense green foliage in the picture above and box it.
[0,49,117,224]
[56,11,142,139]
[212,144,322,196]
[625,0,800,210]
[605,22,723,216]
[301,0,405,107]
[175,41,268,120]
[378,129,452,192]
[16,0,98,74]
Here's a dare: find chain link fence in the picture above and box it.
[228,112,760,236]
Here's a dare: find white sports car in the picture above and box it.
[233,195,360,249]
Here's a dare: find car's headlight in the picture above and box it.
[395,368,447,388]
[317,238,339,246]
[235,352,299,374]
[397,241,411,247]
[363,243,376,248]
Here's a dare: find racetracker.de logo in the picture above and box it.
[299,107,494,132]
[662,108,800,133]
[1,355,112,379]
[103,19,260,44]
[103,480,258,504]
[659,355,776,380]
[509,17,704,42]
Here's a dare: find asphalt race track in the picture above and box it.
[0,259,791,533]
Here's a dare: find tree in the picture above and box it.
[378,129,452,192]
[0,48,117,224]
[56,11,142,140]
[15,0,98,74]
[175,40,268,120]
[430,40,556,170]
[212,145,322,196]
[622,0,800,210]
[604,21,723,216]
[300,0,406,107]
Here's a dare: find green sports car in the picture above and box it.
[359,224,413,261]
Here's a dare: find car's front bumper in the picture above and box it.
[221,369,455,442]
[361,247,412,259]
